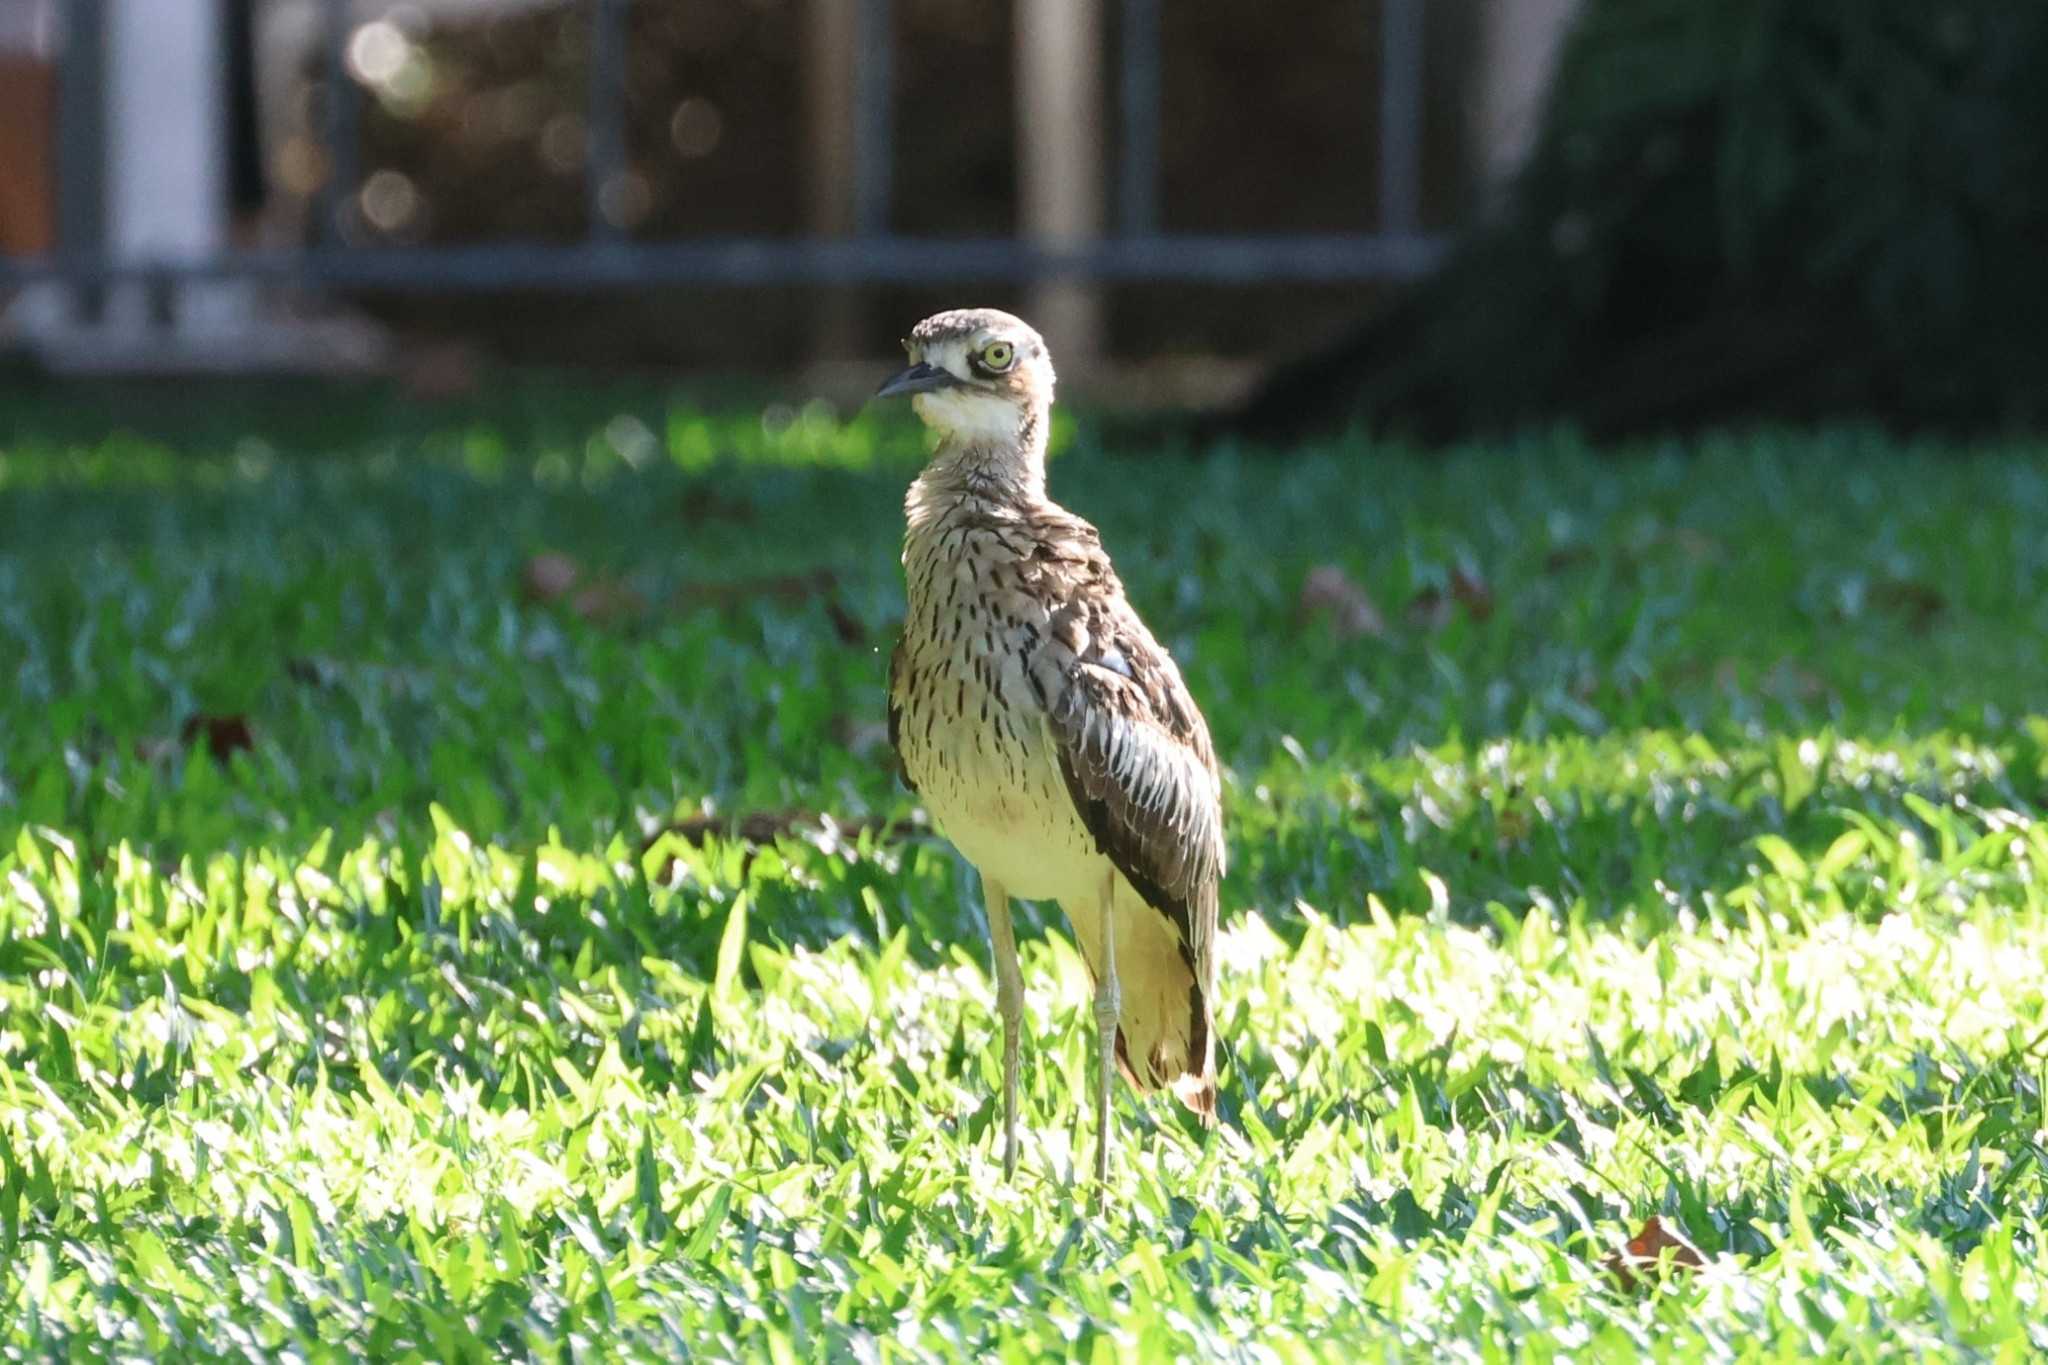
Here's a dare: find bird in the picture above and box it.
[875,307,1224,1183]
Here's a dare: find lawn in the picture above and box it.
[2,380,2046,1360]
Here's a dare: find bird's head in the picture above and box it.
[875,308,1055,447]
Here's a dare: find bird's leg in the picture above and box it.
[982,873,1024,1180]
[1093,870,1121,1184]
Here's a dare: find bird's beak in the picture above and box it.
[874,361,960,399]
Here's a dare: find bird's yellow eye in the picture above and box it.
[981,340,1016,371]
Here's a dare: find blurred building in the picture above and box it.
[0,0,56,258]
[2,0,1581,384]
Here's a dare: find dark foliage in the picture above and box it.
[1234,0,2048,442]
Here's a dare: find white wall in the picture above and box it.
[105,0,225,265]
[1474,0,1582,193]
[0,0,57,56]
[102,0,247,331]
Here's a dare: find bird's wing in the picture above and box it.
[1028,542,1223,986]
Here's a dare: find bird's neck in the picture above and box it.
[917,402,1051,505]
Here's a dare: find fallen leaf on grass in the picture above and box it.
[1299,565,1386,640]
[179,714,255,762]
[521,552,585,604]
[1869,578,1946,634]
[1406,568,1494,632]
[1450,567,1494,621]
[1603,1215,1705,1292]
[521,552,646,624]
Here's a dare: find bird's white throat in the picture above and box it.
[913,388,1031,447]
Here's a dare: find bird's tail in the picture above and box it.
[1170,1060,1218,1126]
[1113,988,1215,1125]
[1083,878,1217,1125]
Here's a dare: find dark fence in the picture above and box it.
[2,0,1446,296]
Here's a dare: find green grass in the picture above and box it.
[3,381,2047,1359]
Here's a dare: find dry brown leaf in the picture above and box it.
[1870,578,1947,634]
[522,552,646,624]
[179,714,255,763]
[1603,1215,1705,1292]
[1408,567,1495,631]
[1299,565,1387,640]
[1450,566,1495,622]
[521,552,584,604]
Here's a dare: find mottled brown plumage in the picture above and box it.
[877,308,1223,1180]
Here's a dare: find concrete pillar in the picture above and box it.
[1016,0,1104,365]
[803,0,863,361]
[0,5,57,258]
[0,0,66,336]
[1473,0,1581,196]
[104,0,249,331]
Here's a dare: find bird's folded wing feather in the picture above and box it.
[1039,598,1223,982]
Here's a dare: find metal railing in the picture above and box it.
[2,0,1445,298]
